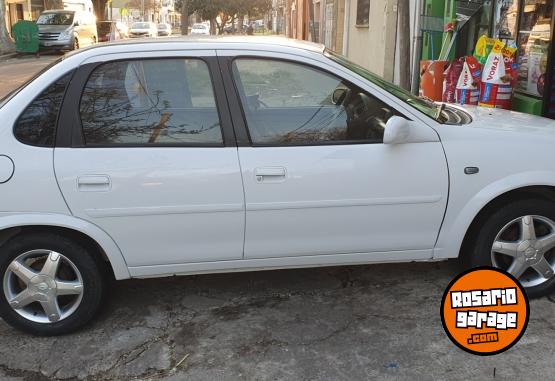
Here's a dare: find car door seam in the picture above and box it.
[235,147,248,260]
[52,148,73,216]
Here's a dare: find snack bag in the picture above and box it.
[479,40,513,109]
[502,43,518,88]
[455,56,482,105]
[443,59,463,103]
[474,35,495,65]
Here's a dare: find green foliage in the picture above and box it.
[174,0,272,21]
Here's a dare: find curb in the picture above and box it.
[0,52,18,62]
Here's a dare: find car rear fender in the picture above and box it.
[0,212,130,279]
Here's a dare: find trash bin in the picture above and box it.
[12,20,39,56]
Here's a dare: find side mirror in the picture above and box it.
[331,88,347,105]
[383,116,410,144]
[74,20,79,26]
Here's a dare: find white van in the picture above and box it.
[37,9,97,51]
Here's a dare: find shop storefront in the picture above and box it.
[420,0,554,119]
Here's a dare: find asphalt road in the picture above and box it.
[1,52,555,381]
[0,54,60,99]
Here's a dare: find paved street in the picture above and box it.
[2,54,555,381]
[0,54,60,99]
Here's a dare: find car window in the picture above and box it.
[79,59,223,146]
[232,58,398,145]
[36,12,74,25]
[14,71,73,147]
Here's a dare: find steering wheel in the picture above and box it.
[344,91,371,124]
[343,91,390,140]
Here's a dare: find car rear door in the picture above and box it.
[219,51,449,261]
[54,51,245,269]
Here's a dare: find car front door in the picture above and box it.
[221,53,449,261]
[54,52,245,269]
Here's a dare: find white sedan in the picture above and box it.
[128,21,157,38]
[1,37,555,335]
[190,23,210,35]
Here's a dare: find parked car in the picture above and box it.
[96,21,121,42]
[129,21,157,38]
[190,23,210,35]
[115,21,128,38]
[157,23,172,36]
[36,9,97,51]
[2,37,555,335]
[224,24,247,34]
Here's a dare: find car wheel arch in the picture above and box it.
[0,215,130,280]
[459,185,555,255]
[435,176,555,260]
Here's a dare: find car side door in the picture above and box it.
[219,52,449,261]
[54,51,245,270]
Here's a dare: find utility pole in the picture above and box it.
[397,0,411,90]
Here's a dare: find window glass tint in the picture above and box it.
[233,59,396,145]
[14,71,72,147]
[79,59,222,145]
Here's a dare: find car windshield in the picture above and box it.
[325,50,445,123]
[193,24,206,29]
[157,24,167,29]
[37,12,74,25]
[132,22,150,29]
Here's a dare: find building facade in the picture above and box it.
[285,0,416,84]
[5,0,44,35]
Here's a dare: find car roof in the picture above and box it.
[72,36,325,56]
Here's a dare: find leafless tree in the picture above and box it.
[0,0,15,54]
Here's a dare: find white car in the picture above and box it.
[115,21,129,38]
[190,23,210,35]
[1,37,555,335]
[157,22,172,36]
[128,21,157,38]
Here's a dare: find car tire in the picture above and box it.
[0,232,106,336]
[463,198,555,298]
[73,37,79,50]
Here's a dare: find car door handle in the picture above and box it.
[255,167,286,183]
[77,175,111,191]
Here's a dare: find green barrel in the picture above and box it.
[12,20,39,54]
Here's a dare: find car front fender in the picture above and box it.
[434,170,555,260]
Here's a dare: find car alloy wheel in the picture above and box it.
[491,215,555,288]
[3,249,84,323]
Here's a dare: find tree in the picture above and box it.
[0,0,14,54]
[126,0,160,21]
[44,0,64,9]
[180,0,189,35]
[174,0,271,34]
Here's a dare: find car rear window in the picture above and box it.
[14,71,73,147]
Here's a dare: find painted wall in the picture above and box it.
[345,0,398,80]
